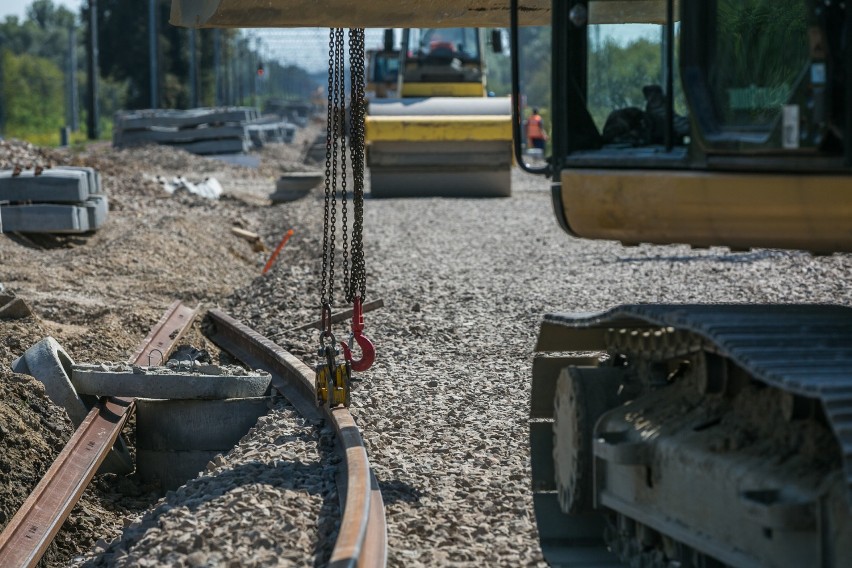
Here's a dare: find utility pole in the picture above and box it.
[236,38,244,104]
[251,35,260,109]
[227,35,235,105]
[149,0,158,109]
[214,29,222,106]
[86,0,99,140]
[0,49,5,136]
[189,28,199,108]
[68,25,79,131]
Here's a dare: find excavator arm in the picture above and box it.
[170,0,550,28]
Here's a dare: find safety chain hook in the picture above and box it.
[340,295,375,372]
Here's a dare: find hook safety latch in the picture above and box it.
[340,296,375,372]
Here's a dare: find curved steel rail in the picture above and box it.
[206,308,388,568]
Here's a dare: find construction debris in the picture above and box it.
[155,175,223,200]
[0,166,108,234]
[0,293,31,319]
[246,116,297,148]
[230,227,268,252]
[270,171,322,203]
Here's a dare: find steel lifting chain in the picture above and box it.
[317,28,374,410]
[348,28,367,302]
[321,29,336,310]
[338,28,350,300]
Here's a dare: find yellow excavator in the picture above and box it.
[365,27,513,197]
[172,0,852,565]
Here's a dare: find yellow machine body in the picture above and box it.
[399,82,485,98]
[558,169,852,253]
[365,96,513,198]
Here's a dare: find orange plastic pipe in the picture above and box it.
[262,229,295,274]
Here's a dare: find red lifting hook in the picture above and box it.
[340,296,375,372]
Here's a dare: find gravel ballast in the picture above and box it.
[3,132,851,567]
[224,168,852,566]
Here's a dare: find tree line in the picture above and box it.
[0,0,318,144]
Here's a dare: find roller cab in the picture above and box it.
[366,32,400,100]
[548,0,852,253]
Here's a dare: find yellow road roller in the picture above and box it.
[365,28,513,198]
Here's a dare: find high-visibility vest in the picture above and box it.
[528,114,545,139]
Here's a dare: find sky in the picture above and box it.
[1,0,82,20]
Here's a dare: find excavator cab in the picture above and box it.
[539,0,852,253]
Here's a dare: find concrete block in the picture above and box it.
[270,172,322,203]
[85,194,109,229]
[0,202,90,233]
[11,337,134,475]
[11,337,90,426]
[0,293,32,319]
[136,397,271,451]
[136,449,220,490]
[0,169,90,203]
[55,166,102,194]
[114,107,258,131]
[115,125,249,146]
[71,364,272,399]
[175,138,249,155]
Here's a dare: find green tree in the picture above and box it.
[587,35,687,131]
[0,0,77,70]
[1,50,65,137]
[513,26,551,115]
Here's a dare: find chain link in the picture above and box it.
[321,29,334,307]
[348,28,367,301]
[321,28,368,310]
[338,28,350,299]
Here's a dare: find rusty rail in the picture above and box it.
[0,301,198,567]
[206,308,387,568]
[128,300,199,365]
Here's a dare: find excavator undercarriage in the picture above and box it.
[532,305,852,567]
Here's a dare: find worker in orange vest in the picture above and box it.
[527,108,548,151]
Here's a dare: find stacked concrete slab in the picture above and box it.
[0,166,108,234]
[113,107,261,155]
[263,99,313,127]
[246,116,297,148]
